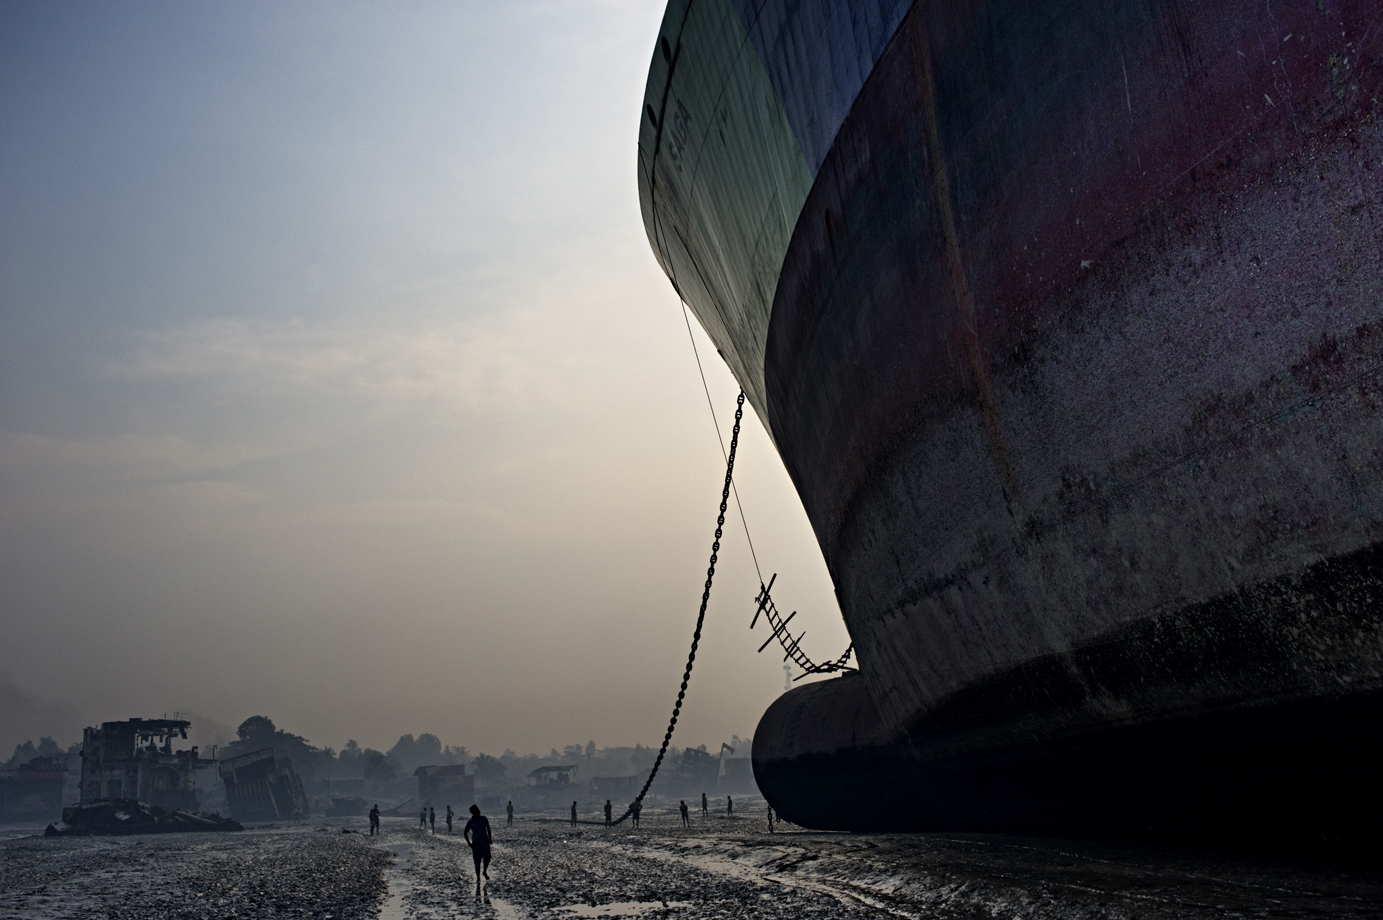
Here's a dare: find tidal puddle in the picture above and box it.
[377,841,414,920]
[489,897,525,919]
[556,901,690,917]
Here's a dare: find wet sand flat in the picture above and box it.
[4,811,1383,918]
[0,824,390,919]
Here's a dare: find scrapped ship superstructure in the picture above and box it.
[218,748,308,822]
[639,0,1383,841]
[80,718,212,813]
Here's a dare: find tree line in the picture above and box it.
[6,718,753,788]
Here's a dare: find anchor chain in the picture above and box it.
[612,390,745,825]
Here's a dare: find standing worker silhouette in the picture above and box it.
[604,799,613,827]
[429,807,436,834]
[630,798,642,828]
[419,808,427,830]
[446,805,454,834]
[570,801,578,827]
[701,792,708,816]
[726,796,733,818]
[464,804,493,892]
[506,800,514,827]
[679,800,690,827]
[369,804,380,836]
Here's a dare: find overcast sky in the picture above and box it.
[0,0,850,759]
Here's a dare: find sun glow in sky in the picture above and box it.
[0,0,849,757]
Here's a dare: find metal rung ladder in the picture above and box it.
[750,574,855,681]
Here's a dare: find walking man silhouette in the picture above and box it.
[701,792,708,816]
[369,804,380,836]
[604,799,613,827]
[429,807,436,833]
[571,801,578,827]
[679,800,690,827]
[464,804,493,892]
[507,800,514,827]
[446,805,454,834]
[631,798,642,828]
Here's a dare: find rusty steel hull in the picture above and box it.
[640,0,1383,840]
[753,548,1383,839]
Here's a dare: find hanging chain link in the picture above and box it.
[611,391,744,825]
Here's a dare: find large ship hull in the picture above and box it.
[639,0,1383,840]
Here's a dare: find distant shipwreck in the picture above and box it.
[46,717,241,836]
[0,756,67,824]
[218,748,309,821]
[79,717,211,811]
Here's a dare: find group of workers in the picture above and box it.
[410,800,516,835]
[365,800,509,892]
[676,792,737,825]
[563,791,764,829]
[361,792,780,895]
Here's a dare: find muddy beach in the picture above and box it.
[4,807,1383,919]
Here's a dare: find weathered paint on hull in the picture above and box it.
[753,546,1383,840]
[640,0,1383,840]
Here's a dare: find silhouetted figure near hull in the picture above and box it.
[604,800,612,827]
[464,804,492,892]
[571,802,578,827]
[369,805,380,836]
[631,799,641,828]
[679,801,690,827]
[701,793,707,816]
[506,800,514,827]
[429,807,435,834]
[446,806,454,834]
[727,797,733,818]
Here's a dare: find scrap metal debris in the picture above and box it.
[45,799,242,836]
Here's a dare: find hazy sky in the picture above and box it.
[0,0,850,759]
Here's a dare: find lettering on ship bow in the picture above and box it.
[667,100,692,172]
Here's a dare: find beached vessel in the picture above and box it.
[639,0,1383,840]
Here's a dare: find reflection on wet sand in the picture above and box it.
[3,807,1382,918]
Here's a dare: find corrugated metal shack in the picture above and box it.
[526,765,578,786]
[414,764,473,806]
[590,774,644,798]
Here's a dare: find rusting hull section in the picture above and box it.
[753,0,1383,837]
[642,0,1383,839]
[755,548,1383,839]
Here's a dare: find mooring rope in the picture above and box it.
[679,300,763,585]
[610,390,745,826]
